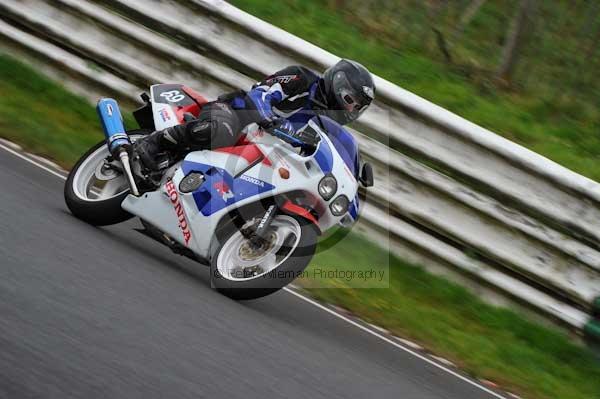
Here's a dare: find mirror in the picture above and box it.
[359,162,374,187]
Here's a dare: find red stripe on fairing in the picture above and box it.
[215,144,273,166]
[235,134,252,146]
[173,86,209,124]
[281,200,318,226]
[173,103,201,124]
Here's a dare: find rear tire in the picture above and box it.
[64,130,150,226]
[211,214,317,300]
[64,141,132,226]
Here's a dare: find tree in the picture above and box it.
[429,0,489,65]
[496,0,536,83]
[450,0,488,43]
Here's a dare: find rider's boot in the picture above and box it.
[131,120,214,189]
[131,126,185,188]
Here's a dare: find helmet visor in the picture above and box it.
[331,71,373,124]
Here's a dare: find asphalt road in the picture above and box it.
[0,145,502,399]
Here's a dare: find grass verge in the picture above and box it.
[229,0,600,182]
[0,53,133,168]
[1,53,599,399]
[306,231,600,399]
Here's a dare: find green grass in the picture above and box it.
[0,54,133,168]
[1,53,599,399]
[229,0,600,181]
[304,231,600,399]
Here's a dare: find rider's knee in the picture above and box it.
[188,102,241,148]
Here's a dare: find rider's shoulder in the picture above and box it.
[276,65,320,81]
[294,65,320,80]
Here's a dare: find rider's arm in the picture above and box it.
[247,84,285,121]
[246,65,312,121]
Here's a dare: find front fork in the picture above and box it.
[96,98,140,196]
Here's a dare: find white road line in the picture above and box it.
[0,141,507,399]
[283,288,507,399]
[0,142,67,180]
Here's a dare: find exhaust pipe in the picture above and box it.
[96,98,140,196]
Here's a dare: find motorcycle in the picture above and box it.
[64,84,374,299]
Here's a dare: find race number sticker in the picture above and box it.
[160,90,185,103]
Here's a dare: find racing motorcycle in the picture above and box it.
[64,84,374,299]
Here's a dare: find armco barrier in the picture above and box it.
[1,0,599,340]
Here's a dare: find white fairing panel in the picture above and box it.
[152,102,179,131]
[122,121,359,260]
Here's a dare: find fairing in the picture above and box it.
[317,116,361,178]
[122,93,360,260]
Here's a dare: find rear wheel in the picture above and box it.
[211,214,317,300]
[64,132,147,226]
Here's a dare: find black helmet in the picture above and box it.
[316,59,376,125]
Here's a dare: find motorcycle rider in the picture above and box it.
[133,59,376,176]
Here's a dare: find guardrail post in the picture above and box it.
[585,297,600,342]
[585,320,600,342]
[593,297,600,318]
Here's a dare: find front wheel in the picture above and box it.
[211,214,317,300]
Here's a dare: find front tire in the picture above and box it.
[211,214,317,300]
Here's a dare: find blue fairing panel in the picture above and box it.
[314,136,334,174]
[317,117,360,178]
[182,161,275,216]
[349,194,359,220]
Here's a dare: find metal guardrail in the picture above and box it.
[1,0,599,338]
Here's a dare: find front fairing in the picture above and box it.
[315,116,361,179]
[306,117,361,227]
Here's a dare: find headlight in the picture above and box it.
[179,172,204,193]
[330,195,349,216]
[318,175,337,200]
